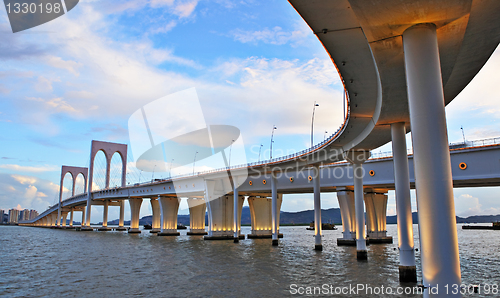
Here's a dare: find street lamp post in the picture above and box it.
[193,151,198,175]
[270,126,277,159]
[311,101,320,147]
[258,144,263,162]
[228,139,235,168]
[151,165,156,182]
[169,159,174,178]
[324,130,328,141]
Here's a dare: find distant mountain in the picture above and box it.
[104,208,500,226]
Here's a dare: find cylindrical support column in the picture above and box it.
[158,197,180,236]
[353,163,367,260]
[271,172,279,246]
[61,211,68,227]
[391,122,417,282]
[69,209,74,227]
[187,198,207,235]
[128,198,143,233]
[103,200,108,227]
[313,166,322,251]
[150,197,161,233]
[81,208,86,226]
[116,200,126,230]
[233,186,240,243]
[403,23,461,295]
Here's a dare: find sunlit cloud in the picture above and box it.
[0,165,58,173]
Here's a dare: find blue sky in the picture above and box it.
[0,0,499,223]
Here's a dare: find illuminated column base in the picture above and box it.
[150,198,161,233]
[128,198,143,234]
[204,195,245,240]
[60,211,69,228]
[115,200,127,231]
[364,192,393,244]
[69,209,74,227]
[336,190,357,246]
[247,196,283,239]
[50,213,58,228]
[187,198,207,235]
[98,200,112,231]
[157,196,180,236]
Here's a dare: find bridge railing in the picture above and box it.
[369,137,500,160]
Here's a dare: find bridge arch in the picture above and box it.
[85,140,128,227]
[57,165,88,226]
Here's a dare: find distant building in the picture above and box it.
[19,209,31,221]
[0,209,4,223]
[29,210,39,220]
[8,209,19,223]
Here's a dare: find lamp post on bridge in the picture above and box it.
[169,159,174,178]
[324,130,328,141]
[193,151,198,175]
[270,126,277,159]
[258,144,263,162]
[228,139,235,168]
[311,101,320,147]
[151,165,156,182]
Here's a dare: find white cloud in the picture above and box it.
[34,76,55,92]
[25,96,78,114]
[454,193,500,217]
[230,21,310,46]
[0,165,58,173]
[149,0,175,8]
[45,56,83,76]
[150,20,177,34]
[173,0,199,18]
[0,174,59,211]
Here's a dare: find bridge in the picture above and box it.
[17,1,500,297]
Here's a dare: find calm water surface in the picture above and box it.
[1,224,498,297]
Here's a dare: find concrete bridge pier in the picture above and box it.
[364,191,392,244]
[312,166,323,251]
[50,213,58,228]
[344,151,370,260]
[233,188,241,243]
[403,23,461,294]
[391,122,417,282]
[204,195,244,240]
[61,211,69,228]
[69,209,74,227]
[247,195,283,239]
[98,200,112,231]
[150,197,161,233]
[337,190,357,246]
[81,208,86,227]
[271,173,280,246]
[128,198,143,233]
[157,196,181,236]
[115,200,127,231]
[186,198,207,235]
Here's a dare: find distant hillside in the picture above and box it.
[104,208,500,226]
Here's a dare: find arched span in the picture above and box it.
[85,140,127,227]
[57,165,88,226]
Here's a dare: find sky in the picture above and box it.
[0,0,499,223]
